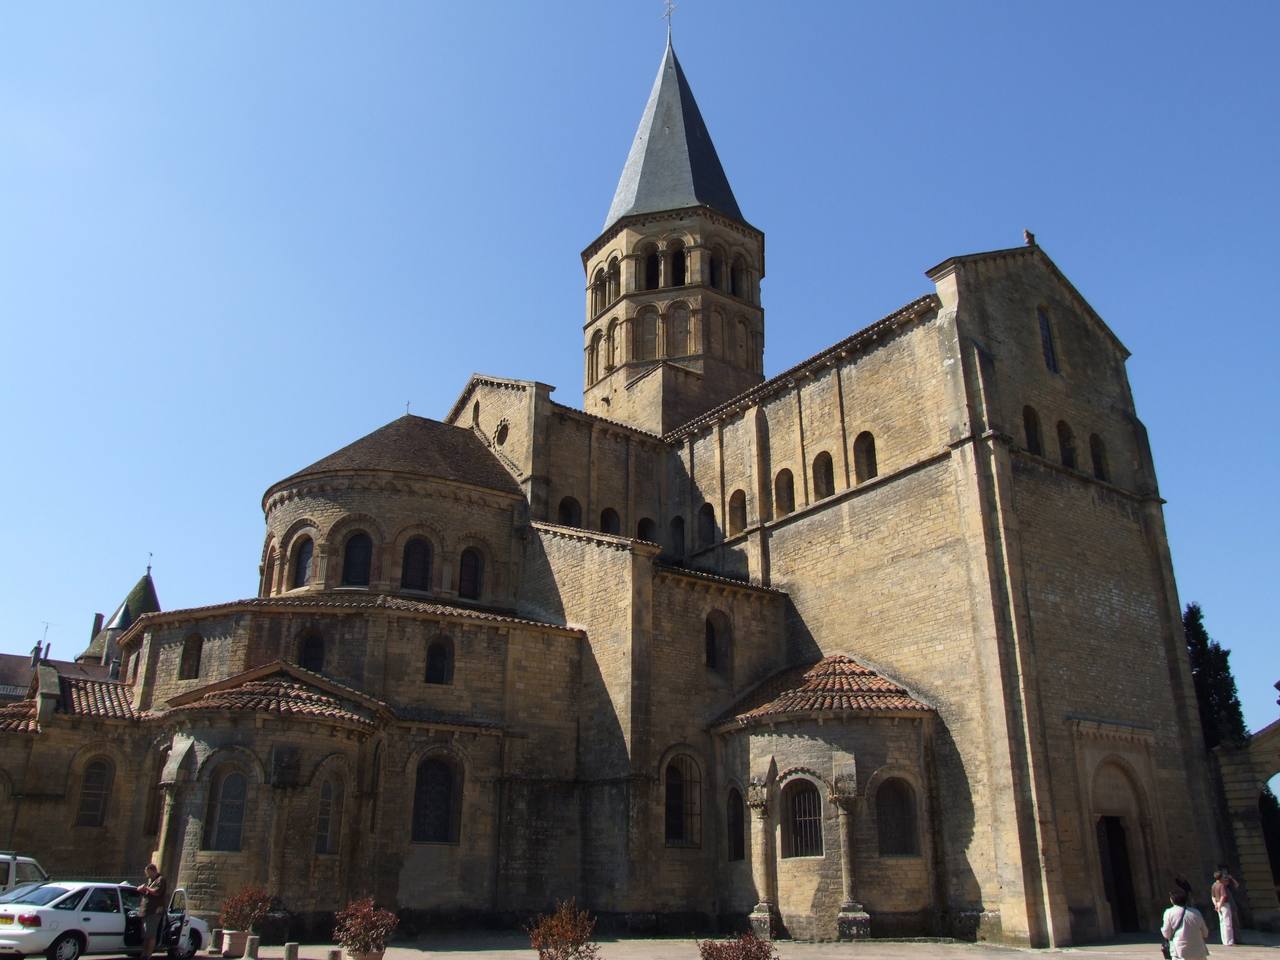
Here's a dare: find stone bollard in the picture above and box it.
[212,930,223,954]
[328,950,342,960]
[245,936,260,960]
[284,944,299,960]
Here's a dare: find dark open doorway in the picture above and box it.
[1097,815,1140,932]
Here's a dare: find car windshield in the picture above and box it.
[0,882,45,903]
[3,884,75,906]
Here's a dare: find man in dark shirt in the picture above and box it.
[136,863,167,958]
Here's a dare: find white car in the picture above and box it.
[0,857,47,895]
[0,881,207,960]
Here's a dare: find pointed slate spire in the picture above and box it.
[604,39,743,231]
[77,569,161,664]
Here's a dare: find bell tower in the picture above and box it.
[581,39,765,436]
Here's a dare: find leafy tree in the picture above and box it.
[1183,602,1248,749]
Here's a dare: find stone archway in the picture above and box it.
[1217,715,1280,931]
[1090,760,1156,934]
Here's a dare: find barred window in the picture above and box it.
[664,754,701,847]
[782,779,823,857]
[412,758,460,843]
[876,778,919,855]
[75,759,113,827]
[726,788,746,861]
[314,776,344,854]
[178,633,203,680]
[292,537,314,589]
[342,532,373,586]
[203,770,246,851]
[425,636,454,685]
[401,537,432,591]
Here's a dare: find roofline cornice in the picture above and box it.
[262,468,522,514]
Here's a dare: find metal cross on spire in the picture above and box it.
[663,0,676,39]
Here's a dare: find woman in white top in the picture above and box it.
[1162,889,1211,960]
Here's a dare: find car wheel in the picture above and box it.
[47,933,83,960]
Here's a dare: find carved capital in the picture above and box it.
[746,776,769,813]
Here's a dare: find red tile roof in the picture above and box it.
[59,677,136,721]
[726,655,932,725]
[0,699,38,733]
[167,675,376,729]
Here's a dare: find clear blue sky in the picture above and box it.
[2,2,1276,731]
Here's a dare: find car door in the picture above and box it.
[79,887,126,953]
[165,890,188,949]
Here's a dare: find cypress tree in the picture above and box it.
[1183,602,1249,749]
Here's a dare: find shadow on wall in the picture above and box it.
[928,720,986,938]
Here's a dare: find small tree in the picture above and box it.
[697,933,779,960]
[220,886,273,933]
[334,897,399,956]
[526,899,600,960]
[1183,603,1248,749]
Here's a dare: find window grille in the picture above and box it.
[664,755,701,847]
[876,778,919,855]
[412,758,458,843]
[75,760,113,827]
[292,538,313,588]
[783,780,823,857]
[343,533,373,586]
[315,777,343,854]
[179,634,202,680]
[204,771,246,851]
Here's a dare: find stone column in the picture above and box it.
[831,778,870,940]
[747,779,781,939]
[155,783,184,883]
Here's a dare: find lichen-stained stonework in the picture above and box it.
[0,39,1234,948]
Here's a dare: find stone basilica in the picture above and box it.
[0,39,1233,945]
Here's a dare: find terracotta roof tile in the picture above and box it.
[726,655,932,725]
[0,699,38,733]
[58,677,136,720]
[167,676,375,728]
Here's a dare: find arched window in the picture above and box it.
[458,548,483,600]
[670,240,687,286]
[669,516,685,560]
[342,532,373,586]
[813,451,835,499]
[1038,307,1059,374]
[587,330,603,384]
[728,490,747,536]
[876,778,919,855]
[774,469,795,517]
[369,743,382,833]
[425,636,454,685]
[315,776,344,855]
[591,269,606,316]
[1057,421,1077,470]
[557,497,582,527]
[606,319,620,368]
[1023,406,1043,456]
[667,304,690,356]
[299,633,325,673]
[697,503,716,547]
[638,309,659,361]
[75,759,113,827]
[726,788,746,861]
[401,537,432,592]
[853,432,877,483]
[782,779,823,857]
[412,757,461,843]
[642,246,660,291]
[599,508,621,535]
[636,517,657,542]
[1090,433,1110,481]
[705,610,731,676]
[203,769,247,851]
[292,537,314,589]
[178,634,203,680]
[664,754,701,847]
[261,551,276,597]
[734,319,749,367]
[607,257,620,302]
[730,256,745,298]
[709,252,723,290]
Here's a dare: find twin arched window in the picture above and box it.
[782,779,823,858]
[342,532,373,586]
[854,432,878,483]
[401,537,432,592]
[664,754,701,846]
[727,490,747,537]
[315,776,344,855]
[458,548,483,600]
[412,757,461,843]
[203,768,247,851]
[425,636,454,684]
[812,451,835,499]
[292,537,314,589]
[876,777,919,855]
[774,469,795,517]
[179,634,203,680]
[75,759,113,827]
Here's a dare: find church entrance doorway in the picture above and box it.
[1096,815,1140,933]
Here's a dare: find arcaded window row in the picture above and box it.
[589,244,755,318]
[1021,405,1111,482]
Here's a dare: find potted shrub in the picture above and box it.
[219,887,273,958]
[334,897,399,960]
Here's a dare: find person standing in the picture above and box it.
[136,862,168,959]
[1162,889,1210,960]
[1211,867,1240,945]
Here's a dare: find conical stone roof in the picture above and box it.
[603,39,742,231]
